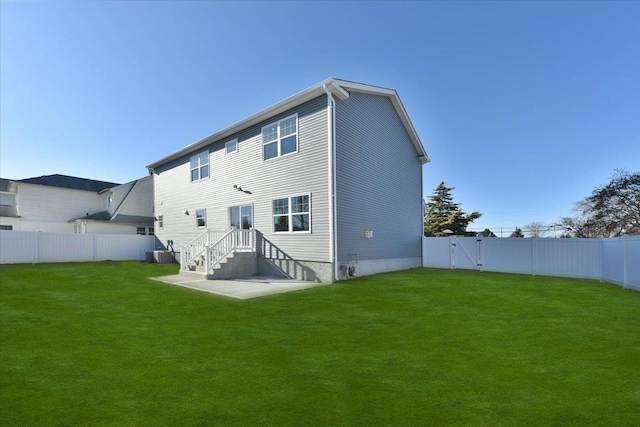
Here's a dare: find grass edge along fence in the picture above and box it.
[423,235,640,291]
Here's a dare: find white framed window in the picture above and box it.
[229,205,253,230]
[190,151,209,182]
[262,114,298,161]
[196,209,206,228]
[148,227,155,236]
[158,215,164,229]
[136,227,146,235]
[225,138,238,155]
[272,193,310,233]
[0,225,13,231]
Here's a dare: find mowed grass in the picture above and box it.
[1,262,639,426]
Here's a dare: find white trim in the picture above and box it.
[225,138,238,155]
[271,192,311,234]
[147,78,429,170]
[111,180,138,220]
[190,150,210,182]
[262,113,299,161]
[323,85,339,282]
[330,84,350,100]
[228,203,253,230]
[195,208,206,228]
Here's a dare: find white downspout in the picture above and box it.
[323,84,338,282]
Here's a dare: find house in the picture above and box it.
[147,78,429,282]
[0,174,154,235]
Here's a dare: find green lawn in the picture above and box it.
[1,262,639,426]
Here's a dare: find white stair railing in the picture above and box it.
[205,229,255,275]
[180,229,226,270]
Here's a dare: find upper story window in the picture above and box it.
[190,151,209,182]
[273,193,310,233]
[262,114,298,161]
[158,214,164,229]
[225,138,238,155]
[196,209,206,228]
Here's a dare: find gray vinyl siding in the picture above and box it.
[153,95,330,262]
[335,92,423,262]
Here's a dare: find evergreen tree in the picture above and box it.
[510,227,525,238]
[424,182,481,236]
[479,228,496,237]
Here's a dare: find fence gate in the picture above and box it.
[451,237,483,271]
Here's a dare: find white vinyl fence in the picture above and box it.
[0,231,156,264]
[423,236,640,291]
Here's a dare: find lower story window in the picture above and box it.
[136,227,146,235]
[148,227,155,236]
[273,193,310,233]
[0,225,13,231]
[196,209,206,228]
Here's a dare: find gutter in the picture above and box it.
[323,84,339,282]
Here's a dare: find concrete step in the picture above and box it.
[207,251,257,280]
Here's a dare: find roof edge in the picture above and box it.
[147,78,429,169]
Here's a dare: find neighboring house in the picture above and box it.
[0,174,154,235]
[147,78,430,282]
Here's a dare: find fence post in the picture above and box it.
[477,237,483,272]
[623,235,628,289]
[599,238,604,283]
[530,238,535,276]
[37,231,41,263]
[450,237,455,270]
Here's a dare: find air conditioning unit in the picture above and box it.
[154,250,174,264]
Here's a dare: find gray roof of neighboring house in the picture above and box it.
[111,214,154,224]
[70,211,154,224]
[81,211,112,221]
[18,174,119,192]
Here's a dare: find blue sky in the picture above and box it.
[1,1,639,234]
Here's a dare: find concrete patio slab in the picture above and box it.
[149,274,328,300]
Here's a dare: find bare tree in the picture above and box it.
[524,221,547,238]
[561,169,640,237]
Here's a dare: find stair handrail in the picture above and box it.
[180,229,226,270]
[205,228,255,275]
